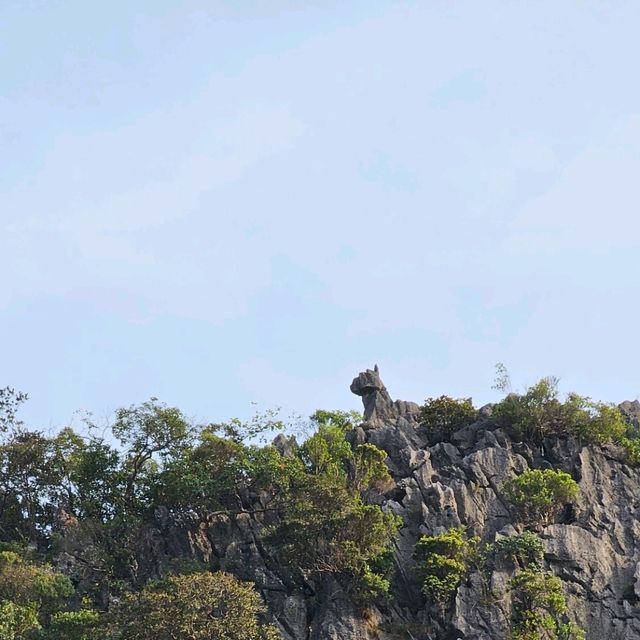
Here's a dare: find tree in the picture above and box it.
[109,571,279,640]
[491,532,544,569]
[503,469,578,526]
[0,388,28,435]
[509,568,584,640]
[0,601,40,640]
[50,429,121,522]
[0,431,61,543]
[36,609,102,640]
[271,412,399,598]
[419,396,476,443]
[492,377,628,447]
[493,377,564,443]
[111,399,191,513]
[0,551,76,639]
[414,527,479,606]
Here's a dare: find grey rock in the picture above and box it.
[350,365,420,427]
[273,433,299,457]
[619,400,640,428]
[52,371,640,639]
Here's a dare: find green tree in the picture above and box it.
[493,377,628,448]
[112,399,191,512]
[0,601,40,640]
[493,378,564,443]
[620,436,640,465]
[414,527,479,606]
[503,470,578,526]
[0,552,75,639]
[562,395,627,445]
[275,470,400,577]
[0,431,62,543]
[491,532,544,569]
[272,413,399,598]
[419,396,476,443]
[109,571,279,640]
[209,407,285,444]
[36,609,102,640]
[0,388,28,435]
[50,430,121,522]
[509,568,584,640]
[309,409,362,432]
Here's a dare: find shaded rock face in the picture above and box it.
[55,368,640,639]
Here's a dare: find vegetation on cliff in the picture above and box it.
[0,389,397,638]
[1,369,638,639]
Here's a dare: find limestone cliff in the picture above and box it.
[54,369,640,639]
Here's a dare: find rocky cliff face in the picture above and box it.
[55,369,640,639]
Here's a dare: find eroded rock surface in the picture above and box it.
[55,368,640,639]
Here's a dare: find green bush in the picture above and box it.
[352,565,391,604]
[420,396,477,443]
[36,609,102,640]
[509,568,584,640]
[415,527,479,605]
[493,378,564,443]
[492,532,544,569]
[0,601,40,640]
[493,377,628,448]
[352,546,396,604]
[503,470,578,526]
[620,437,640,466]
[563,395,627,445]
[0,552,74,620]
[110,571,280,640]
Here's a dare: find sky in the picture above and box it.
[2,1,640,431]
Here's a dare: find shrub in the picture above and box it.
[36,609,102,640]
[563,395,627,445]
[492,532,544,569]
[351,545,396,604]
[0,601,40,640]
[420,396,477,443]
[0,552,74,620]
[110,571,280,640]
[353,565,391,604]
[620,437,640,466]
[509,568,584,640]
[493,378,564,443]
[415,527,479,605]
[493,377,628,448]
[503,469,578,526]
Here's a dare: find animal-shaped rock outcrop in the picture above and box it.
[350,365,420,427]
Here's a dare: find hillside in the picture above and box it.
[1,371,639,639]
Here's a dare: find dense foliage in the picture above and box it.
[503,469,579,526]
[419,396,477,443]
[109,571,279,640]
[414,527,479,605]
[0,551,80,639]
[493,377,632,455]
[491,532,544,569]
[0,396,399,636]
[271,411,400,598]
[509,568,584,640]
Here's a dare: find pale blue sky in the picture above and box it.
[2,1,640,430]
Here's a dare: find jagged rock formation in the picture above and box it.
[53,368,640,639]
[350,365,421,427]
